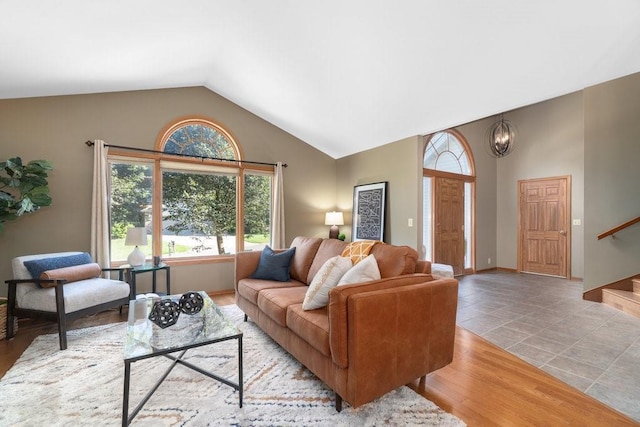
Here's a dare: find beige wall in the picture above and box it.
[584,72,640,290]
[453,118,498,271]
[0,87,336,295]
[2,73,638,297]
[333,92,585,280]
[335,126,499,272]
[336,136,422,248]
[495,92,585,279]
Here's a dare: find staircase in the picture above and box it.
[602,278,640,318]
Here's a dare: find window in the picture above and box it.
[109,161,154,261]
[108,118,273,264]
[424,131,471,174]
[423,130,475,272]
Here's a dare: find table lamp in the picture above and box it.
[324,211,344,239]
[125,227,148,266]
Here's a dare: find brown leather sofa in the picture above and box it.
[234,236,458,410]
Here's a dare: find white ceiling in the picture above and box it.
[2,1,640,158]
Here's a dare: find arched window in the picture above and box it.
[424,131,472,175]
[161,119,240,160]
[107,117,273,264]
[423,130,475,274]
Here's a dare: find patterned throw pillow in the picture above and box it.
[341,240,379,264]
[302,256,353,310]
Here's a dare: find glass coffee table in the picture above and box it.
[122,291,242,426]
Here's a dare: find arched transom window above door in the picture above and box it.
[424,131,473,176]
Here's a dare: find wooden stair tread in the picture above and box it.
[603,289,640,302]
[602,289,640,319]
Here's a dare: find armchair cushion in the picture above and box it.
[40,263,102,283]
[16,278,130,313]
[23,253,92,280]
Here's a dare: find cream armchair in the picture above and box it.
[5,252,131,350]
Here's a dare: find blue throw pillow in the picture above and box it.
[250,246,296,282]
[24,253,93,279]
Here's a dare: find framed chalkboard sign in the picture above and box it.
[352,182,387,241]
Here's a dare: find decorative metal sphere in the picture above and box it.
[148,299,181,328]
[179,291,204,315]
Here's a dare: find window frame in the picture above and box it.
[422,129,476,274]
[107,116,274,266]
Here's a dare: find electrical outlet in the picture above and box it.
[488,257,491,264]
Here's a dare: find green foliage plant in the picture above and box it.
[0,157,53,233]
[111,222,133,240]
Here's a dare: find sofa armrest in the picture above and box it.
[234,251,262,290]
[415,260,431,274]
[343,278,458,407]
[328,273,438,368]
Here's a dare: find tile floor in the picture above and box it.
[456,271,640,422]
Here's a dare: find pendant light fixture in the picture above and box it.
[487,114,517,157]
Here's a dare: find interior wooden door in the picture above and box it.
[518,176,570,278]
[435,177,465,275]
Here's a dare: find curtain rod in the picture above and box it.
[85,140,287,168]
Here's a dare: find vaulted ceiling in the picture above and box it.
[2,1,639,158]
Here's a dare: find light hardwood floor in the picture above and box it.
[1,291,637,426]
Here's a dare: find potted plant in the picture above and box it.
[0,156,53,233]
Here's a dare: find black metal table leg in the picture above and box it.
[123,361,131,426]
[239,335,243,407]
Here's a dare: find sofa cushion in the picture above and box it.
[40,263,102,284]
[369,244,418,277]
[337,254,381,286]
[250,246,296,282]
[302,256,352,310]
[289,237,322,284]
[237,278,305,305]
[287,303,331,357]
[23,253,93,279]
[258,287,308,327]
[306,239,348,283]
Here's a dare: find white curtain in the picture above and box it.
[90,139,110,267]
[271,162,286,249]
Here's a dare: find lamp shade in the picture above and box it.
[324,211,344,226]
[125,227,148,247]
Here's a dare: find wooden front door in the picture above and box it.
[435,177,465,275]
[518,176,570,278]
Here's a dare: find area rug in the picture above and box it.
[0,305,465,426]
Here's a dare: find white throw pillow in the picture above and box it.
[302,256,353,310]
[337,254,381,286]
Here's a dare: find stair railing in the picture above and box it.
[597,216,640,240]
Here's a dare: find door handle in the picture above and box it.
[559,230,567,235]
